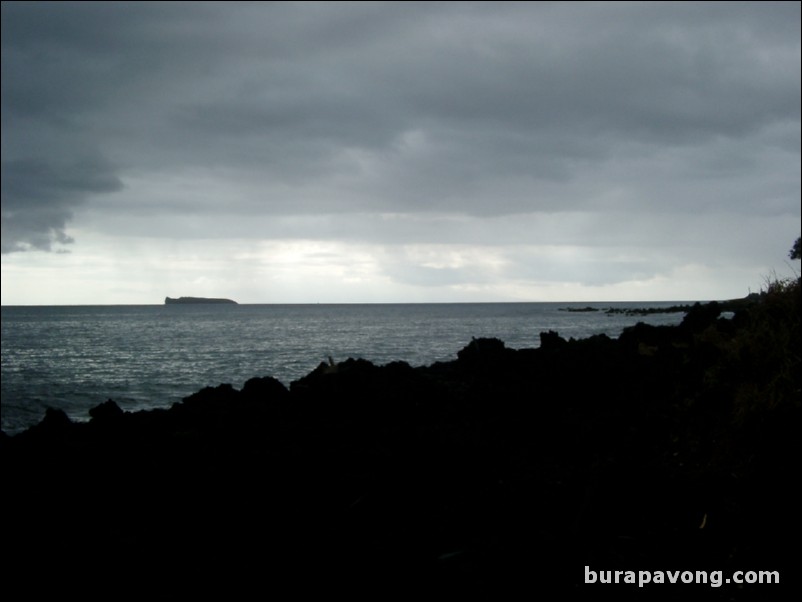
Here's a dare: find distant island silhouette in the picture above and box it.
[164,296,238,305]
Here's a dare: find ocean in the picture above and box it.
[1,302,691,435]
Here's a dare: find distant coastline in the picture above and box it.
[164,296,238,305]
[559,293,760,316]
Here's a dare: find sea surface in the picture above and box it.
[1,302,692,435]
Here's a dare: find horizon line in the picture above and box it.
[1,297,737,308]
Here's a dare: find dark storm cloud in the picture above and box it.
[1,156,122,252]
[2,1,799,251]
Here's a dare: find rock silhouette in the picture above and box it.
[3,296,799,597]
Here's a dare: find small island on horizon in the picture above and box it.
[164,296,238,305]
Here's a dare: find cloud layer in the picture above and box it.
[1,2,799,302]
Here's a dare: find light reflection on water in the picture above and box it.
[1,302,688,434]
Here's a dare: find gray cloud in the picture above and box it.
[1,1,799,257]
[1,155,122,252]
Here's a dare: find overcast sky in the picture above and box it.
[1,1,799,305]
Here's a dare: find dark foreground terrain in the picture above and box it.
[3,286,800,598]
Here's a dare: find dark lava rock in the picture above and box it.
[89,398,124,422]
[3,296,800,597]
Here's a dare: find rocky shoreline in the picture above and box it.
[3,295,799,597]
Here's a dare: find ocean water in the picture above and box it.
[1,302,689,435]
